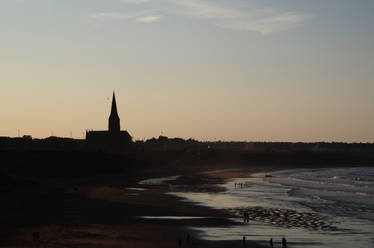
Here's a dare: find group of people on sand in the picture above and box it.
[241,213,288,247]
[242,235,287,248]
[234,182,250,188]
[243,212,250,223]
[270,237,287,248]
[178,233,196,247]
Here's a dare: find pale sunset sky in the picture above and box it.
[1,0,373,142]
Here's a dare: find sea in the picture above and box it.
[168,167,374,248]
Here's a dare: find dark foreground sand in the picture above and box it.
[0,169,268,248]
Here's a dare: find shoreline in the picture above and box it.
[1,166,270,248]
[2,164,372,248]
[173,166,374,248]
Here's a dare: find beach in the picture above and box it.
[2,163,374,248]
[0,165,268,248]
[168,167,374,248]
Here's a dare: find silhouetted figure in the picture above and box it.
[243,236,246,246]
[270,238,273,248]
[191,236,196,247]
[186,233,190,243]
[33,232,40,247]
[33,232,40,241]
[282,237,287,248]
[243,212,249,223]
[178,238,182,247]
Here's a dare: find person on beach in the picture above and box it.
[33,232,40,241]
[33,232,40,248]
[243,212,249,223]
[270,238,273,248]
[282,236,287,248]
[186,233,190,244]
[243,236,246,246]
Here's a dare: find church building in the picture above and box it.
[86,92,132,153]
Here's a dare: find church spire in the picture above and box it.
[109,91,120,132]
[110,91,119,117]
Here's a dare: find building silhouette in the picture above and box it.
[86,92,132,153]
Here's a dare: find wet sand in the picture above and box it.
[232,206,337,230]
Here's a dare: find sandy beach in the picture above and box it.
[0,166,269,248]
[3,149,372,248]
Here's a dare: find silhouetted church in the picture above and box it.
[86,92,132,153]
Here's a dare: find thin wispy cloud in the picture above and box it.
[89,12,139,21]
[167,0,239,20]
[90,0,311,33]
[89,10,162,23]
[136,15,162,23]
[118,0,151,4]
[166,0,311,34]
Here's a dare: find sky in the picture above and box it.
[1,0,374,142]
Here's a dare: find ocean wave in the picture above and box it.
[266,176,374,190]
[263,176,374,198]
[312,195,336,204]
[286,185,374,198]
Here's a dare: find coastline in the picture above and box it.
[170,167,374,248]
[3,164,373,248]
[1,166,270,248]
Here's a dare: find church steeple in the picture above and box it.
[108,91,120,133]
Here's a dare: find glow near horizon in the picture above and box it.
[0,0,373,142]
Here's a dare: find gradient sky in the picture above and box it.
[1,0,373,142]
